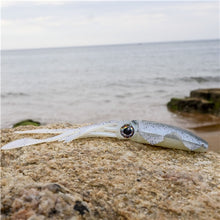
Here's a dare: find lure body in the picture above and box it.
[1,120,208,152]
[131,121,208,152]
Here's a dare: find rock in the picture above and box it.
[1,124,220,219]
[167,88,220,115]
[1,182,92,219]
[167,98,215,113]
[190,88,220,103]
[13,119,41,128]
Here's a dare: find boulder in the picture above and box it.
[167,98,215,113]
[167,88,220,115]
[1,124,220,219]
[190,88,220,103]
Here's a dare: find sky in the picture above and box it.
[1,0,219,50]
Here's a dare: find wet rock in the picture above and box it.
[167,97,215,113]
[167,88,220,115]
[13,119,41,128]
[190,88,220,103]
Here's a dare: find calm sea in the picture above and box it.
[1,40,220,128]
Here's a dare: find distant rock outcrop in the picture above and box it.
[167,88,220,115]
[13,119,41,128]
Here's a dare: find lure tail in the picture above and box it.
[1,129,77,150]
[15,128,72,134]
[1,121,119,150]
[1,138,48,150]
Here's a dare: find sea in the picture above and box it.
[1,39,220,129]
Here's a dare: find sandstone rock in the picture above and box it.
[1,124,220,219]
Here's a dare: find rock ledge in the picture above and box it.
[167,88,220,115]
[1,124,220,219]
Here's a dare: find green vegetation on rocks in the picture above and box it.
[13,119,41,128]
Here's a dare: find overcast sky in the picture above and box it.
[1,0,219,50]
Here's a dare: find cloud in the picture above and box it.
[1,0,66,8]
[1,1,219,50]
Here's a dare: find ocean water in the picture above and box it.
[1,40,220,128]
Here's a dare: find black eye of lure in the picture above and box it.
[120,124,134,138]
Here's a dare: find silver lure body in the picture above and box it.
[130,121,208,152]
[1,120,208,152]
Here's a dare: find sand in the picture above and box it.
[1,124,220,220]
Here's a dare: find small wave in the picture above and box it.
[1,92,29,98]
[181,76,220,83]
[115,92,133,98]
[155,89,166,93]
[155,77,167,81]
[105,82,129,88]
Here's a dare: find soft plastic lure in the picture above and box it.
[1,120,208,152]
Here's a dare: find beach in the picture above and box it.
[2,40,220,127]
[1,40,220,151]
[2,2,219,219]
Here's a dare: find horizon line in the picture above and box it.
[1,38,219,52]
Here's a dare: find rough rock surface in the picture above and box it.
[190,88,220,103]
[167,88,220,115]
[1,124,220,220]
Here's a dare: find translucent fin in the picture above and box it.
[15,128,72,134]
[139,132,164,145]
[62,131,117,143]
[1,138,46,150]
[1,129,78,150]
[60,123,118,143]
[1,121,120,150]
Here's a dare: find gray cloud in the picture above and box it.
[1,1,219,49]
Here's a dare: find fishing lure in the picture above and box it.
[1,120,208,152]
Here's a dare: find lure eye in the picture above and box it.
[120,124,134,138]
